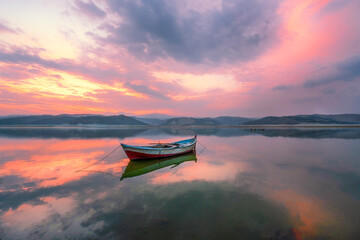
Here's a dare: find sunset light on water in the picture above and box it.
[1,129,360,239]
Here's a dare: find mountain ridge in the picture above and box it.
[0,114,359,126]
[244,114,360,125]
[0,114,148,126]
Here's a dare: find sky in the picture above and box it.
[0,0,359,117]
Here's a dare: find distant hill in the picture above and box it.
[134,113,176,119]
[214,116,255,125]
[314,114,360,123]
[0,114,359,126]
[133,113,178,125]
[243,114,360,125]
[160,117,220,126]
[133,117,165,125]
[0,115,27,119]
[134,116,255,126]
[251,128,360,139]
[0,114,148,126]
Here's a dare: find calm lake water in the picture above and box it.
[1,127,360,240]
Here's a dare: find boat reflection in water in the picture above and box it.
[121,152,197,180]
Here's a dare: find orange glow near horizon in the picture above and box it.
[0,102,117,115]
[152,71,242,94]
[130,109,176,116]
[0,65,144,100]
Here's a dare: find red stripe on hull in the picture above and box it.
[125,149,195,160]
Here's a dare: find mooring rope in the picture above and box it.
[74,144,122,173]
[197,140,207,156]
[75,169,122,178]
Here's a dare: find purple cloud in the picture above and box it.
[0,46,121,82]
[0,65,32,80]
[124,82,170,100]
[304,55,360,88]
[73,0,106,19]
[95,0,280,63]
[0,22,20,34]
[272,85,294,91]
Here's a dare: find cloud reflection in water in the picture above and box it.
[0,128,360,239]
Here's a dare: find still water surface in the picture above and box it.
[0,127,360,240]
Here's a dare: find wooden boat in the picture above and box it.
[121,136,197,160]
[121,152,197,180]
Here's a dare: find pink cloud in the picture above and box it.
[0,21,21,34]
[73,0,106,19]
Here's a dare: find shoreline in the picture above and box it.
[0,124,360,129]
